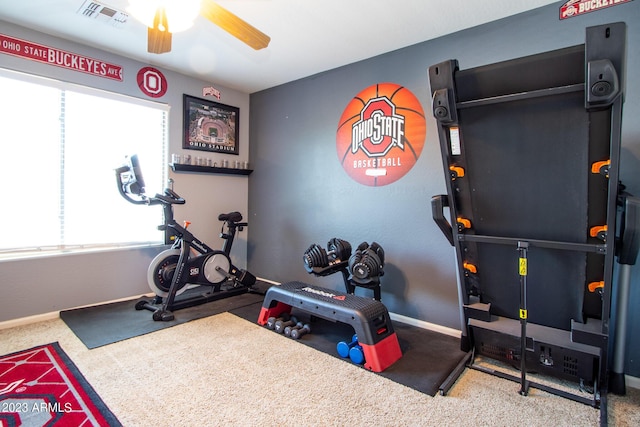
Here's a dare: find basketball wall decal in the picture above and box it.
[336,83,426,186]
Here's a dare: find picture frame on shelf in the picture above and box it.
[183,94,239,155]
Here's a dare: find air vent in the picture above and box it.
[480,342,520,362]
[76,0,128,27]
[563,355,579,378]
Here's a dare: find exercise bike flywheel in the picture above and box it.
[147,249,189,298]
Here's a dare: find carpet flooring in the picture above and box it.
[60,285,267,349]
[230,301,467,396]
[3,311,638,425]
[60,280,467,397]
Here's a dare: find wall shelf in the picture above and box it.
[170,163,253,176]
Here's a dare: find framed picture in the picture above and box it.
[183,94,239,155]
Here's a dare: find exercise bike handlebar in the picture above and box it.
[116,156,186,207]
[116,168,185,207]
[115,165,149,206]
[152,188,186,206]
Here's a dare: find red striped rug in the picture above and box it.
[0,342,120,426]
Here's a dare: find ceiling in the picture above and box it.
[0,0,560,93]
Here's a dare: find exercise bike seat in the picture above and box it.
[218,211,243,223]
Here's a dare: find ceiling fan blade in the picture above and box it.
[148,7,172,54]
[200,0,271,50]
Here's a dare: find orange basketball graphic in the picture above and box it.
[336,83,426,186]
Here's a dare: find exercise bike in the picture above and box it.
[115,154,256,321]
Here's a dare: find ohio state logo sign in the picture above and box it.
[353,97,405,157]
[560,0,633,19]
[137,66,167,98]
[336,83,426,186]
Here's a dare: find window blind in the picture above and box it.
[0,68,168,257]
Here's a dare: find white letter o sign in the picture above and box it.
[137,67,168,98]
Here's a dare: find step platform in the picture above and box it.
[257,281,402,372]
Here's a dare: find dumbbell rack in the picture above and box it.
[306,259,382,301]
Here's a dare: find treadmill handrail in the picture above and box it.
[431,195,454,246]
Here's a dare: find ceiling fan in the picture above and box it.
[126,0,271,54]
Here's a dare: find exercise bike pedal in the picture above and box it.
[152,310,175,322]
[135,300,149,310]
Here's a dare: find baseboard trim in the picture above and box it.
[389,311,461,338]
[625,375,640,390]
[0,293,154,331]
[0,311,60,330]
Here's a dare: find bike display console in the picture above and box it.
[429,22,627,411]
[257,281,402,372]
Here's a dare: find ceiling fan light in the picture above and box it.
[128,0,201,33]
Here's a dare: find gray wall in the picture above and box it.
[248,3,640,376]
[0,21,251,321]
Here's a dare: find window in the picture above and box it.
[0,68,168,258]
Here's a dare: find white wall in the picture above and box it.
[0,20,251,321]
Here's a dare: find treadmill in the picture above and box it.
[428,22,635,421]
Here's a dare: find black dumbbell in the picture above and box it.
[290,323,311,340]
[284,321,304,337]
[275,316,299,334]
[266,313,290,330]
[336,334,359,358]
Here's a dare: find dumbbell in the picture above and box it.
[284,321,304,337]
[349,344,365,365]
[290,323,311,339]
[303,238,352,272]
[274,316,299,334]
[336,334,359,358]
[348,241,385,284]
[266,313,290,330]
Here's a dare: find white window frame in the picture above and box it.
[0,67,169,260]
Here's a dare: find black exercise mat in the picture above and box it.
[61,281,271,349]
[230,302,467,397]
